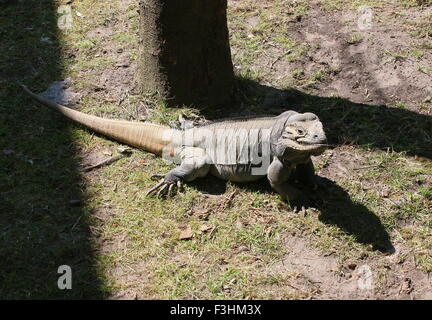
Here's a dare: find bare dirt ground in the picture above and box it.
[272,3,431,110]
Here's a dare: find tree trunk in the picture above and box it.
[138,0,234,108]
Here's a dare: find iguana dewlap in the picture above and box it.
[22,86,328,202]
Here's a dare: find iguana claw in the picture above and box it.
[289,196,317,213]
[146,179,183,198]
[150,174,166,181]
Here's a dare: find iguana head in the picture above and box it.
[276,112,327,160]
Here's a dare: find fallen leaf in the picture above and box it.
[235,245,249,253]
[178,226,193,240]
[199,224,212,232]
[196,209,211,220]
[117,146,132,154]
[138,161,148,167]
[102,149,112,156]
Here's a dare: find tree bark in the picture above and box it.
[138,0,234,108]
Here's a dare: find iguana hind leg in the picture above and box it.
[178,114,196,130]
[146,147,210,197]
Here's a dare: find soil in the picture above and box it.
[282,4,432,110]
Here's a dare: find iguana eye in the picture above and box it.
[297,129,305,135]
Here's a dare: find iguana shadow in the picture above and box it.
[312,177,394,254]
[189,175,228,195]
[191,176,394,254]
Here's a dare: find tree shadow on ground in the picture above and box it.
[0,1,105,298]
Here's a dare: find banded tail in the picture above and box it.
[22,85,178,156]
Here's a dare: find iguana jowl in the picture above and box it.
[22,86,327,203]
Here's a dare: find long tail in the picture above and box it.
[22,85,178,156]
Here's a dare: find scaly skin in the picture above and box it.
[23,86,328,205]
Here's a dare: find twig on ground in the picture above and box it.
[270,50,291,69]
[81,147,132,172]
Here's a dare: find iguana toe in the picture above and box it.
[145,179,165,196]
[288,196,312,213]
[156,184,169,197]
[146,178,183,198]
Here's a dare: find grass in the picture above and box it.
[320,0,384,10]
[401,0,432,6]
[417,65,432,74]
[346,34,364,45]
[420,42,432,50]
[1,0,431,299]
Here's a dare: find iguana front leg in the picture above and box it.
[267,158,303,202]
[293,158,318,190]
[146,147,210,197]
